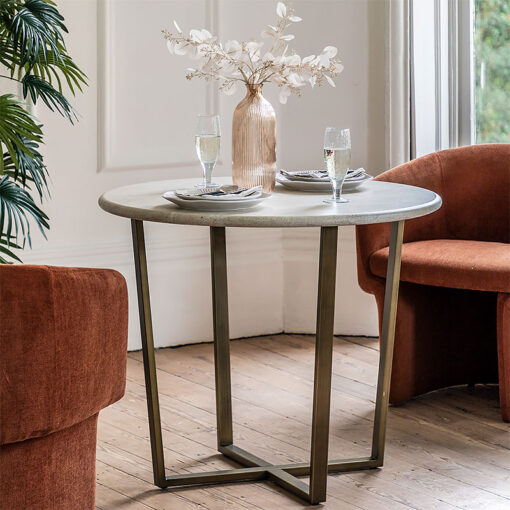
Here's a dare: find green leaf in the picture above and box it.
[0,236,22,263]
[0,1,19,19]
[0,94,42,171]
[0,174,49,252]
[10,4,55,65]
[0,35,18,69]
[28,46,87,95]
[0,1,87,264]
[0,38,87,97]
[22,73,76,121]
[8,0,68,66]
[2,134,48,199]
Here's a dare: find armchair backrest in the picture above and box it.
[356,144,510,294]
[0,265,128,446]
[435,144,509,242]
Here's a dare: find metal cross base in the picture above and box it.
[131,220,404,505]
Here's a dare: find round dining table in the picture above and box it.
[99,177,441,504]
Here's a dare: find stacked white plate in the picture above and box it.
[163,185,270,211]
[276,168,372,192]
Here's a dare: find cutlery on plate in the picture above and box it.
[184,185,262,198]
[200,185,262,197]
[281,168,366,181]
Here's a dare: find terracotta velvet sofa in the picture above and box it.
[356,144,510,421]
[0,265,128,509]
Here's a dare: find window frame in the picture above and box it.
[409,0,475,158]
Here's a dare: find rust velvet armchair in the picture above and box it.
[0,265,128,509]
[356,144,510,421]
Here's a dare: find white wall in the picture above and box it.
[279,0,384,336]
[20,0,385,349]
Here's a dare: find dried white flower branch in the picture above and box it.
[162,1,343,104]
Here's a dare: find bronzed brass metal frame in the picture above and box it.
[131,220,404,504]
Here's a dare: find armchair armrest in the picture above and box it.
[356,151,446,294]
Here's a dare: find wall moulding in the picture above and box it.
[96,0,220,173]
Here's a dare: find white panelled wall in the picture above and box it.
[21,0,385,350]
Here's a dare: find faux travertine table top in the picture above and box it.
[98,177,442,228]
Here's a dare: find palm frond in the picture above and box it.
[23,45,87,94]
[0,1,85,264]
[9,3,56,65]
[26,0,67,36]
[0,94,42,173]
[8,0,67,66]
[0,1,20,18]
[0,236,22,263]
[22,74,75,121]
[0,174,49,253]
[0,36,18,68]
[1,38,87,95]
[2,136,48,199]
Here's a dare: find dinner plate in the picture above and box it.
[276,173,373,192]
[163,191,271,211]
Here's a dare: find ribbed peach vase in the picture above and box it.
[232,84,277,192]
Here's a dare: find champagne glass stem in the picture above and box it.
[332,179,343,201]
[202,162,215,186]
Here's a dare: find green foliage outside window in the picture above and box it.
[475,0,510,143]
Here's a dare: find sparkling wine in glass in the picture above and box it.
[323,127,351,203]
[195,114,221,188]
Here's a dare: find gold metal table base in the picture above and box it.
[131,220,404,505]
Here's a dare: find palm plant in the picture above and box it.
[0,0,86,263]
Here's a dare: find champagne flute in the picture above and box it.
[195,114,221,188]
[323,127,351,203]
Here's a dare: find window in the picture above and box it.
[474,0,510,143]
[410,0,453,158]
[409,0,509,156]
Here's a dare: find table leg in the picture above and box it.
[210,226,234,448]
[309,226,338,504]
[371,220,405,462]
[131,219,166,487]
[129,220,404,503]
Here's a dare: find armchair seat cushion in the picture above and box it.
[370,239,510,293]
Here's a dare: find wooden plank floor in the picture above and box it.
[96,335,510,510]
